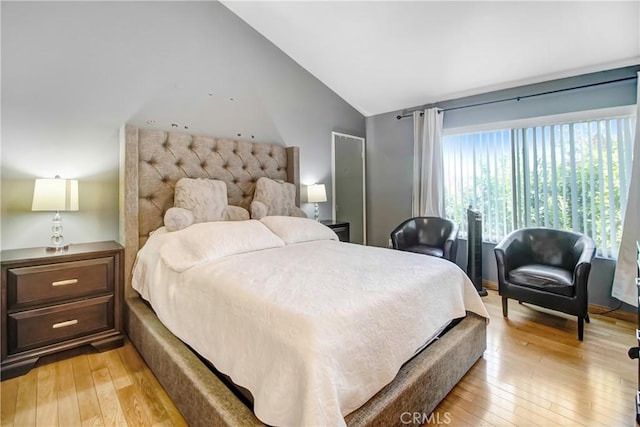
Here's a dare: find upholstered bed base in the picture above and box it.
[120,125,487,425]
[125,296,486,426]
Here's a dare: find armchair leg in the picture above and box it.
[585,313,590,323]
[578,316,584,341]
[502,297,508,317]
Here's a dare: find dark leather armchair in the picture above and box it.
[494,228,596,340]
[390,217,458,262]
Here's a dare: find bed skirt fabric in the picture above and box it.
[125,296,487,427]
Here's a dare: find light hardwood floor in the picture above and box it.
[432,290,637,426]
[1,290,637,426]
[1,340,187,427]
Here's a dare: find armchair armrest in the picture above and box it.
[445,224,458,245]
[572,236,596,290]
[443,224,459,261]
[494,230,529,274]
[390,219,417,250]
[574,237,596,268]
[390,230,400,248]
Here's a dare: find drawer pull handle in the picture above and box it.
[52,319,78,329]
[52,279,78,287]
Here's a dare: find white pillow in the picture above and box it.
[160,220,285,272]
[260,216,338,244]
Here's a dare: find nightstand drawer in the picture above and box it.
[7,295,113,354]
[7,257,114,310]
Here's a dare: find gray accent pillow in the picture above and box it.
[164,178,250,231]
[224,205,250,221]
[250,177,306,220]
[174,178,228,223]
[164,207,194,232]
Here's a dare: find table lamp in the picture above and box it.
[306,184,327,221]
[32,176,79,251]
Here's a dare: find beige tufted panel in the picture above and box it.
[122,125,298,238]
[137,129,299,244]
[120,125,300,297]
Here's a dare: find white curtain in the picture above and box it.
[612,71,640,307]
[412,108,444,217]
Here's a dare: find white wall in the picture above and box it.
[1,1,365,250]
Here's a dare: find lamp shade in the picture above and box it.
[306,184,327,203]
[32,178,79,212]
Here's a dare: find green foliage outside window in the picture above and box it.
[443,115,635,258]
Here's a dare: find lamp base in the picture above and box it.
[314,203,320,221]
[48,211,68,251]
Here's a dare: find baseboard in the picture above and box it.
[482,280,637,324]
[483,280,497,291]
[589,303,638,323]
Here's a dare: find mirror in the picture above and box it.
[331,132,366,245]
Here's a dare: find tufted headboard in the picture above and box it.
[119,124,300,297]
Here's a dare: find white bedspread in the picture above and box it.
[132,218,489,427]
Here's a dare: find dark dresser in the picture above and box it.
[1,241,125,379]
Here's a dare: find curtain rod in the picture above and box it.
[395,75,638,120]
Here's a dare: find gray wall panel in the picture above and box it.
[365,111,414,248]
[366,66,639,310]
[1,1,365,250]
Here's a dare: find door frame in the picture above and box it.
[331,131,366,245]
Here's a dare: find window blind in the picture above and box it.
[443,111,636,258]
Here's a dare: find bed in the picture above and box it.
[119,124,489,426]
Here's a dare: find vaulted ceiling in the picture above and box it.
[223,1,640,117]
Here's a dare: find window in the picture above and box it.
[443,108,636,258]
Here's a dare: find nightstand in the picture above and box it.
[1,241,124,379]
[321,220,350,242]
